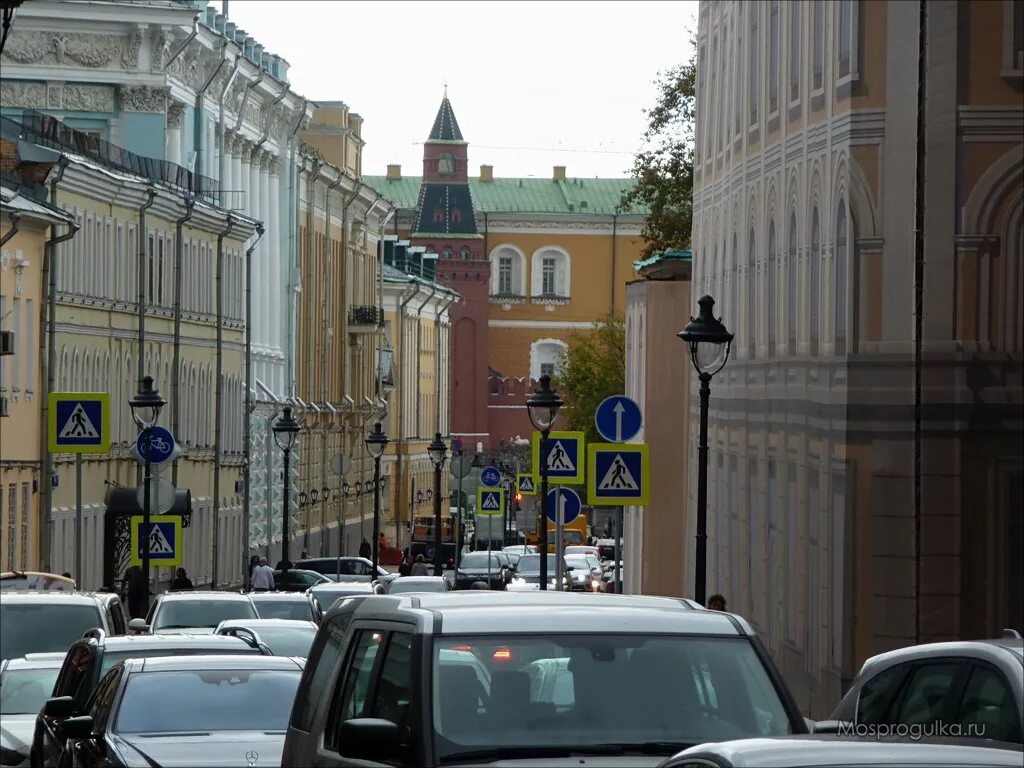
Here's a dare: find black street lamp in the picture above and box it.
[526,374,563,590]
[365,422,389,575]
[678,294,733,607]
[128,375,165,614]
[272,407,301,570]
[428,432,448,576]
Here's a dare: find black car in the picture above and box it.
[57,654,304,767]
[453,551,510,590]
[32,628,266,768]
[273,568,331,593]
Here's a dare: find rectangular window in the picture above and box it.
[789,4,801,102]
[813,0,824,91]
[542,257,556,295]
[769,1,779,113]
[786,462,798,644]
[24,299,33,395]
[698,44,707,160]
[749,5,759,125]
[539,362,555,379]
[806,464,820,674]
[711,37,719,158]
[157,235,165,306]
[722,26,730,149]
[498,256,513,294]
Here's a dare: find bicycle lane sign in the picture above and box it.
[133,425,178,466]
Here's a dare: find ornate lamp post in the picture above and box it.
[128,375,165,613]
[365,422,389,575]
[427,432,448,576]
[526,374,563,590]
[678,295,733,607]
[272,407,301,570]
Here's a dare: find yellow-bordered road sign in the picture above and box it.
[476,487,505,516]
[516,473,537,496]
[531,431,584,485]
[587,443,650,506]
[130,515,182,567]
[49,392,110,454]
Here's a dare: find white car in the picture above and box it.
[129,591,258,634]
[0,652,66,767]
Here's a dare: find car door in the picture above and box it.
[41,643,96,766]
[878,660,971,730]
[69,667,122,768]
[953,661,1023,743]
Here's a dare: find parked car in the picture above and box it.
[32,628,266,768]
[248,591,319,623]
[295,557,397,585]
[386,576,451,594]
[128,590,258,634]
[56,655,304,767]
[0,571,77,593]
[453,551,510,590]
[282,591,807,767]
[815,631,1024,745]
[564,545,601,560]
[660,736,1024,767]
[307,581,383,619]
[0,652,66,768]
[215,618,318,657]
[272,568,332,592]
[563,554,604,592]
[501,545,536,569]
[507,553,572,591]
[1,591,127,660]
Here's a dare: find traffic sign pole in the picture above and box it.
[555,486,563,587]
[75,454,82,587]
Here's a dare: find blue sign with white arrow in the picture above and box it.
[135,426,177,465]
[594,395,643,443]
[546,487,581,525]
[480,466,502,487]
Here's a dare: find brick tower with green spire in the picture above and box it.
[411,89,489,443]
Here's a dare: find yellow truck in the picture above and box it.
[526,512,588,553]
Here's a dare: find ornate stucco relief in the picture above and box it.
[1,31,124,68]
[61,84,115,112]
[166,101,185,129]
[0,81,46,109]
[150,28,171,73]
[0,81,112,112]
[167,48,200,89]
[120,85,169,113]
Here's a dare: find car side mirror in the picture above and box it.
[566,565,575,571]
[55,715,94,741]
[338,718,401,761]
[127,618,149,633]
[812,719,841,734]
[43,696,75,720]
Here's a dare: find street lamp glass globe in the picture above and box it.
[428,432,447,468]
[526,375,564,432]
[365,422,389,459]
[692,340,728,373]
[272,407,301,452]
[128,375,165,429]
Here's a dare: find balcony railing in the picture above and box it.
[348,305,384,330]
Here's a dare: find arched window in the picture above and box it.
[767,221,777,352]
[459,248,469,261]
[810,207,820,350]
[490,246,526,296]
[835,198,848,352]
[530,339,568,381]
[451,208,462,224]
[433,207,444,224]
[442,248,452,260]
[787,211,797,351]
[531,247,571,298]
[747,228,757,356]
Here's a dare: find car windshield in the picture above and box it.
[251,598,315,622]
[564,556,592,570]
[514,555,559,574]
[152,599,257,630]
[98,646,258,677]
[389,579,447,594]
[460,553,501,569]
[0,666,60,714]
[115,669,301,733]
[432,634,792,759]
[0,603,103,659]
[251,625,316,657]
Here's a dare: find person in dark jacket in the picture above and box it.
[170,568,194,591]
[359,538,371,560]
[122,566,148,619]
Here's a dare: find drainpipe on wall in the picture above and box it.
[232,69,264,133]
[286,109,308,397]
[303,402,321,553]
[39,157,77,573]
[323,176,342,402]
[216,54,241,196]
[435,294,456,433]
[210,214,235,588]
[163,15,199,70]
[376,204,396,398]
[302,161,322,406]
[242,223,266,568]
[0,212,21,247]
[171,194,196,488]
[194,41,229,193]
[136,188,157,391]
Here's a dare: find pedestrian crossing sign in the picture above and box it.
[516,473,537,496]
[531,431,584,485]
[130,515,182,567]
[476,487,505,516]
[587,443,650,506]
[48,392,110,454]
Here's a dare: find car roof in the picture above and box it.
[310,582,376,593]
[393,576,446,582]
[124,654,304,673]
[668,736,1024,767]
[0,591,107,606]
[155,590,253,602]
[247,591,312,600]
[345,592,751,636]
[2,653,68,670]
[862,638,1024,672]
[217,619,316,629]
[82,633,256,651]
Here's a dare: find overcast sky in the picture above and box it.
[226,1,697,179]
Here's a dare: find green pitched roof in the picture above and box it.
[365,175,647,216]
[428,96,465,143]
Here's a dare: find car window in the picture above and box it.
[87,667,121,730]
[252,598,315,622]
[257,625,317,657]
[0,602,104,659]
[290,621,347,731]
[893,662,963,725]
[956,664,1022,743]
[856,663,912,724]
[371,633,413,733]
[98,646,259,678]
[331,630,382,733]
[0,666,61,715]
[152,599,257,630]
[55,644,96,710]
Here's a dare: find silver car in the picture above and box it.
[0,652,66,767]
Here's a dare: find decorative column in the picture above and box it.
[269,154,282,384]
[239,140,251,216]
[250,148,265,360]
[259,151,273,360]
[166,102,184,167]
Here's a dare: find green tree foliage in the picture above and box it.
[620,43,697,260]
[555,316,626,447]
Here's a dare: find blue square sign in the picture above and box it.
[130,515,181,566]
[49,393,110,453]
[587,444,650,506]
[531,431,585,485]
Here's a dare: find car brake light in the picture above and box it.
[492,647,512,661]
[452,645,473,652]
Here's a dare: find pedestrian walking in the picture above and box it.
[359,538,371,560]
[250,557,276,592]
[707,594,727,611]
[122,565,148,619]
[247,555,259,586]
[169,568,194,591]
[398,553,412,577]
[410,554,430,576]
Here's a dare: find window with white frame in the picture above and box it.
[835,198,848,351]
[499,257,513,294]
[711,35,719,159]
[769,0,780,113]
[789,3,801,103]
[9,298,20,393]
[810,207,821,349]
[838,0,853,79]
[489,246,525,296]
[530,338,567,381]
[812,0,824,92]
[531,248,570,298]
